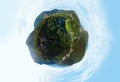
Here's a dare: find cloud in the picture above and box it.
[0,0,110,82]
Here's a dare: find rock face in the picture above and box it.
[26,9,88,66]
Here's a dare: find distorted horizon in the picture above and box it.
[0,0,110,82]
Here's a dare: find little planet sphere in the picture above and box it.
[26,9,88,66]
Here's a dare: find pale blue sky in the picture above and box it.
[0,0,21,39]
[86,0,120,82]
[0,0,119,82]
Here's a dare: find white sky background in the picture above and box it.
[0,0,110,82]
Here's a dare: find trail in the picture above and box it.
[0,0,110,82]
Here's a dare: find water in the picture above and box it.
[16,0,110,82]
